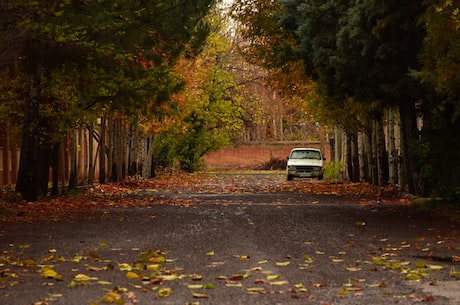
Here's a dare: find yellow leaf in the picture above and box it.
[270,280,289,286]
[267,275,280,280]
[100,291,124,303]
[345,267,362,272]
[192,292,208,299]
[74,274,92,281]
[275,261,290,266]
[258,259,268,264]
[206,250,215,256]
[225,282,243,287]
[188,284,204,289]
[157,287,172,297]
[191,274,203,281]
[146,264,161,271]
[406,273,421,281]
[118,263,132,271]
[160,274,178,281]
[41,267,63,281]
[150,256,165,263]
[97,281,112,285]
[126,271,140,279]
[428,264,444,270]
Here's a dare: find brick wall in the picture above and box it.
[203,142,330,170]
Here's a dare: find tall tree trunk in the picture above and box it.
[350,133,360,182]
[60,140,66,194]
[68,129,77,189]
[111,118,119,182]
[38,143,51,196]
[99,114,107,184]
[107,112,114,181]
[87,122,95,185]
[357,131,366,181]
[128,123,137,177]
[388,106,398,185]
[334,126,342,178]
[370,120,378,185]
[51,142,59,196]
[143,135,153,179]
[376,118,389,186]
[399,101,418,194]
[343,133,350,181]
[16,70,41,202]
[121,120,128,179]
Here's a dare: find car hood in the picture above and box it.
[288,159,323,166]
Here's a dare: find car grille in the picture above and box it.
[297,166,314,172]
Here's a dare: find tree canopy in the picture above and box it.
[230,0,460,198]
[0,0,216,201]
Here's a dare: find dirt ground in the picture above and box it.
[0,172,459,305]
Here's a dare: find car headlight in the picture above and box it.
[313,167,322,171]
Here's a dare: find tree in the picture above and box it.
[166,13,245,172]
[413,0,460,198]
[0,0,215,201]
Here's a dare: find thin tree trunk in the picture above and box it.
[82,128,88,185]
[350,133,360,182]
[68,129,77,189]
[107,112,114,181]
[388,106,398,185]
[128,123,137,177]
[376,118,389,186]
[370,120,379,185]
[334,126,342,178]
[51,142,59,195]
[60,139,66,194]
[342,132,350,181]
[143,135,153,179]
[88,122,95,185]
[357,131,366,181]
[99,114,107,184]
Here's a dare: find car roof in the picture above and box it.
[291,148,321,151]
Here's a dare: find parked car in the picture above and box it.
[286,148,325,181]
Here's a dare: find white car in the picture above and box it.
[286,148,325,181]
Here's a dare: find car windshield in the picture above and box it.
[291,150,321,160]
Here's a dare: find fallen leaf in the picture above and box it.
[126,271,140,279]
[247,287,265,294]
[192,292,208,299]
[428,264,444,270]
[270,280,289,286]
[40,267,63,281]
[157,287,172,297]
[345,267,362,272]
[118,263,132,271]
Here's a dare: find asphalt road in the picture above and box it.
[1,177,459,305]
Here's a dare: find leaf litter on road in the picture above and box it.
[0,172,458,304]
